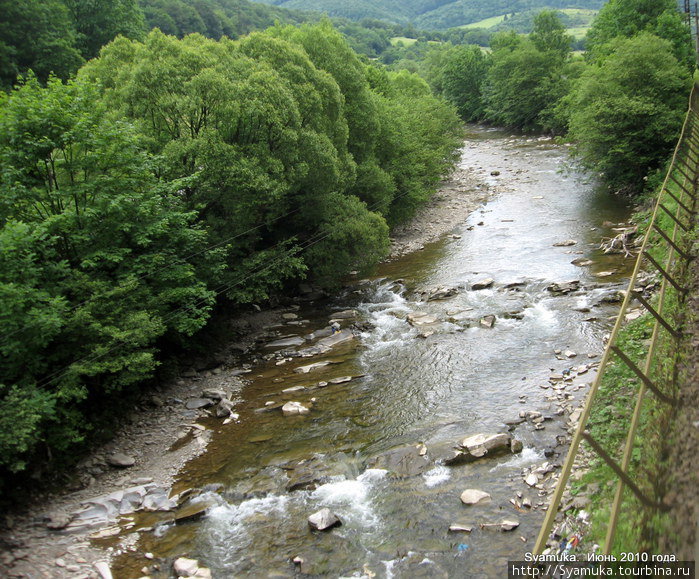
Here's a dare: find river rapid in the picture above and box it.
[112,126,634,578]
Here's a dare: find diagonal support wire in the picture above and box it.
[659,203,690,231]
[652,223,692,261]
[632,292,682,339]
[642,251,688,295]
[610,346,676,405]
[580,431,669,511]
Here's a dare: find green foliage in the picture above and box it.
[586,0,693,70]
[0,76,217,473]
[0,0,84,89]
[568,33,692,194]
[304,192,390,286]
[483,29,570,132]
[249,0,605,31]
[439,44,489,120]
[140,0,307,40]
[529,9,572,56]
[64,0,145,59]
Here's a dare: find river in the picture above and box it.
[112,126,633,578]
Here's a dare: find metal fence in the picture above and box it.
[534,81,699,555]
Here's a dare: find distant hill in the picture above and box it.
[250,0,606,29]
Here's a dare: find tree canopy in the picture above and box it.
[568,33,692,193]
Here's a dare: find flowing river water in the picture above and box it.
[113,126,634,577]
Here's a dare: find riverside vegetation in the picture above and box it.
[0,0,694,507]
[0,19,461,486]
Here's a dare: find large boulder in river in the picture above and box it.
[369,445,431,477]
[479,315,496,328]
[443,433,521,465]
[547,280,580,295]
[308,508,342,531]
[460,433,515,457]
[282,401,310,416]
[316,329,355,348]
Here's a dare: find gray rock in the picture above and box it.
[369,445,431,477]
[201,389,228,401]
[572,495,591,509]
[215,399,235,418]
[479,315,496,328]
[94,561,113,579]
[266,336,305,348]
[185,398,214,410]
[472,278,494,290]
[173,557,200,577]
[175,499,217,524]
[142,487,176,512]
[106,453,135,468]
[308,508,342,531]
[448,524,474,533]
[407,312,438,326]
[328,376,353,384]
[316,329,355,348]
[46,513,72,530]
[282,401,310,416]
[294,361,331,374]
[547,281,580,295]
[460,433,517,459]
[330,309,358,320]
[553,240,577,247]
[423,286,459,301]
[460,489,491,505]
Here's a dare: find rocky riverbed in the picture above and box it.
[0,140,496,579]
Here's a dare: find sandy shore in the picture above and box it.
[0,159,492,579]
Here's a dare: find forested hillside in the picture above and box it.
[251,0,605,28]
[0,0,310,89]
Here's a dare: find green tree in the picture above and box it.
[63,0,145,59]
[0,76,217,472]
[586,0,693,69]
[0,0,83,89]
[483,34,568,132]
[568,33,692,193]
[440,44,490,121]
[530,9,572,57]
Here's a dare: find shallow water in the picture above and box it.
[112,126,633,578]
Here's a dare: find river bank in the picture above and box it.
[0,143,493,579]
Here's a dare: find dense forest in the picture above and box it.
[0,0,694,489]
[250,0,606,28]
